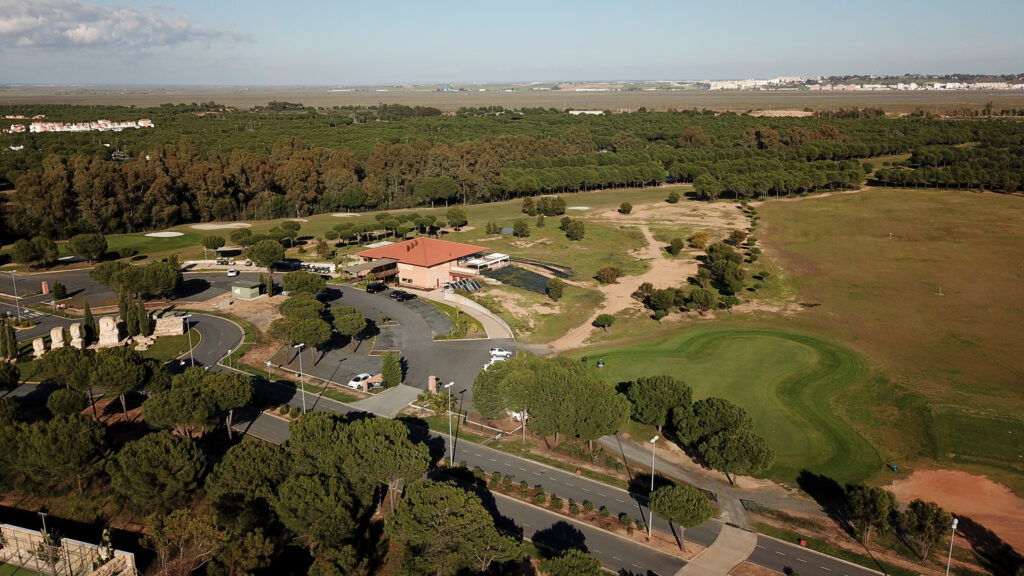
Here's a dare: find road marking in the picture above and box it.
[775,551,786,556]
[592,548,602,553]
[797,558,806,563]
[517,467,526,471]
[615,498,624,503]
[612,556,621,561]
[565,482,574,487]
[820,567,831,572]
[598,492,608,497]
[633,564,642,569]
[756,545,766,549]
[582,487,591,492]
[489,458,496,462]
[533,472,542,476]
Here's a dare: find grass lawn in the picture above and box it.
[140,328,199,362]
[584,325,881,485]
[0,565,40,576]
[420,298,486,340]
[758,188,1024,490]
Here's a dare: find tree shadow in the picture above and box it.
[175,277,212,299]
[396,415,446,462]
[796,470,851,536]
[956,515,1024,576]
[531,521,588,558]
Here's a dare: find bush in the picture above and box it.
[534,488,547,505]
[118,247,136,259]
[485,221,500,235]
[289,407,300,418]
[536,215,545,228]
[592,314,615,331]
[490,473,501,489]
[568,499,580,515]
[551,496,564,511]
[520,480,529,494]
[668,237,684,256]
[618,202,632,214]
[51,281,68,300]
[502,473,514,488]
[600,506,611,518]
[513,219,530,238]
[667,190,680,204]
[653,310,668,321]
[565,220,585,241]
[596,266,620,284]
[688,231,710,249]
[583,500,594,512]
[546,277,564,301]
[619,513,633,527]
[278,405,288,415]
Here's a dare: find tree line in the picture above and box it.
[4,104,1022,243]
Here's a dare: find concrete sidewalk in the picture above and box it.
[419,289,515,340]
[675,524,758,576]
[347,384,422,417]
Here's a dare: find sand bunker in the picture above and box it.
[887,469,1024,552]
[568,206,590,210]
[332,213,359,218]
[191,222,252,230]
[144,231,184,238]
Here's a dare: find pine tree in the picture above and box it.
[0,320,9,359]
[82,300,95,344]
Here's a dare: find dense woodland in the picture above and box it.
[1,103,1022,244]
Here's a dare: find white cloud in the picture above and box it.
[0,0,248,50]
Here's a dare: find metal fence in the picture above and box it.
[0,524,136,576]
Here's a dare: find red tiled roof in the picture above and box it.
[355,238,486,268]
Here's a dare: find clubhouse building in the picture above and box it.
[353,237,509,290]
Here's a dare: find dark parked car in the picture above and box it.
[366,282,388,294]
[395,292,416,302]
[388,290,407,299]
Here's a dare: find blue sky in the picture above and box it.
[1,0,1022,85]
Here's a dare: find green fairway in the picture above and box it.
[586,326,881,484]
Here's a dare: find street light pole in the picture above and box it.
[226,349,232,370]
[38,510,55,573]
[444,382,454,467]
[295,343,306,414]
[945,517,959,576]
[649,435,659,537]
[183,314,194,367]
[11,271,21,321]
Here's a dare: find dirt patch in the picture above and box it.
[887,469,1024,553]
[190,222,252,230]
[731,562,779,576]
[189,292,283,335]
[545,221,700,352]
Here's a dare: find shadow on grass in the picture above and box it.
[957,515,1024,576]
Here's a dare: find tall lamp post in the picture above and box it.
[444,382,454,466]
[294,343,306,414]
[183,314,194,367]
[648,435,659,537]
[226,349,232,370]
[945,517,959,576]
[10,271,21,321]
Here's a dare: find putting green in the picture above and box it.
[589,327,881,484]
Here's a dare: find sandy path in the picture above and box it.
[545,223,697,352]
[887,469,1024,553]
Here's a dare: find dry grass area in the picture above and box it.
[757,188,1024,494]
[5,85,1024,113]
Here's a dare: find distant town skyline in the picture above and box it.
[2,0,1023,86]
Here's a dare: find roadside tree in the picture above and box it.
[844,484,897,544]
[67,233,107,263]
[381,352,402,387]
[282,270,326,295]
[698,429,775,484]
[649,484,713,550]
[539,549,602,576]
[107,430,206,511]
[627,375,692,433]
[201,235,226,258]
[899,499,951,560]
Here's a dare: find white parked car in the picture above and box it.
[346,373,373,389]
[226,268,239,277]
[483,357,507,371]
[489,346,513,359]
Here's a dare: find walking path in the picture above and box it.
[675,524,758,576]
[545,223,697,352]
[419,288,515,340]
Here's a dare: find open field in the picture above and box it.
[585,326,881,485]
[3,85,1024,113]
[757,188,1024,489]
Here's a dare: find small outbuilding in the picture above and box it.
[231,280,263,300]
